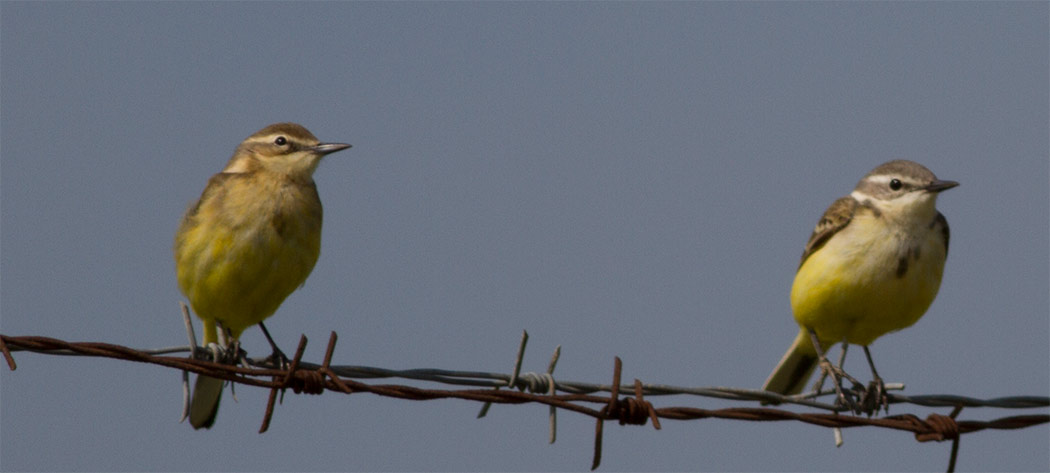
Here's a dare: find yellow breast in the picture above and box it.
[174,173,322,338]
[790,212,947,347]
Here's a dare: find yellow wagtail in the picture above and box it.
[174,123,350,429]
[762,160,957,410]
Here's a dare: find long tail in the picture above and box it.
[762,329,819,396]
[189,320,224,429]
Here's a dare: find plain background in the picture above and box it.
[2,2,1047,472]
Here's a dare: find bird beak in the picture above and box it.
[925,179,959,193]
[312,143,352,155]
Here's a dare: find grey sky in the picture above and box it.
[2,2,1047,471]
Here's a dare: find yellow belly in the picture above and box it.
[174,176,322,340]
[790,214,946,347]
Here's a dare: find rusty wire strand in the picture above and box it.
[2,333,1048,471]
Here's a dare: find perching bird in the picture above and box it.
[762,160,957,409]
[174,123,350,428]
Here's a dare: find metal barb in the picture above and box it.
[946,405,964,473]
[547,345,561,444]
[259,335,309,433]
[0,333,15,370]
[477,330,529,418]
[319,332,354,394]
[180,302,197,354]
[635,379,661,430]
[592,356,624,471]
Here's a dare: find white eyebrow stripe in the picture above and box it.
[865,175,894,185]
[864,174,921,187]
[850,189,874,201]
[249,134,282,144]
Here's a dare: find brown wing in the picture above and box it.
[798,196,857,269]
[180,172,242,221]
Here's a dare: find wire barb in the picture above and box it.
[0,333,15,370]
[477,330,528,419]
[546,345,561,444]
[591,357,622,471]
[259,335,309,433]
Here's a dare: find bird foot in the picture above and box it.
[859,377,889,416]
[816,358,865,414]
[197,341,242,365]
[264,347,291,371]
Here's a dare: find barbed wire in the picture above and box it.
[1,331,1047,472]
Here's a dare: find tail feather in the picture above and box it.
[189,319,224,429]
[762,329,819,397]
[189,374,224,429]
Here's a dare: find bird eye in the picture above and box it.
[274,136,287,146]
[889,178,902,191]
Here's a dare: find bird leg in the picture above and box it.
[808,330,864,414]
[212,323,246,367]
[810,338,851,397]
[860,346,889,415]
[213,323,246,402]
[258,321,290,370]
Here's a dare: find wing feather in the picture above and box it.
[798,196,857,269]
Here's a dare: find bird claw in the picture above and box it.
[859,378,889,416]
[814,359,873,414]
[257,322,290,370]
[205,342,224,362]
[264,347,291,371]
[817,358,863,414]
[195,342,238,364]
